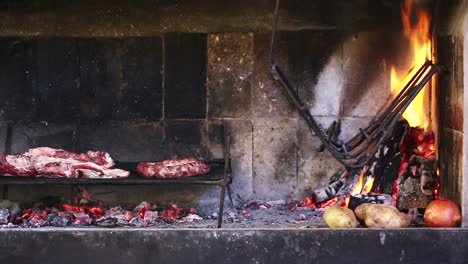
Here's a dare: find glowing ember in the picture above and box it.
[301,197,317,209]
[390,0,432,128]
[321,196,338,208]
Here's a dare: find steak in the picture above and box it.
[137,158,211,178]
[0,147,129,178]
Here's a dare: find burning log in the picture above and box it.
[334,166,368,206]
[307,117,438,211]
[311,170,346,204]
[368,120,409,193]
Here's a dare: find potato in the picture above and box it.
[323,206,359,228]
[354,203,372,222]
[364,204,410,228]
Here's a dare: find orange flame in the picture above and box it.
[342,167,372,207]
[351,170,365,196]
[363,177,375,193]
[390,0,432,128]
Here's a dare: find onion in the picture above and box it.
[424,198,462,227]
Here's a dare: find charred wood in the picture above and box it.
[396,155,436,210]
[368,119,409,193]
[348,194,392,211]
[335,166,368,205]
[311,170,346,203]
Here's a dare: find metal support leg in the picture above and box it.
[227,184,234,207]
[217,184,227,228]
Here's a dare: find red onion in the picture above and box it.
[424,198,462,227]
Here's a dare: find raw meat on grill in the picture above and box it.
[137,158,211,178]
[0,154,34,176]
[0,147,129,178]
[26,147,115,168]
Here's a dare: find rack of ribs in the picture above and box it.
[0,147,129,178]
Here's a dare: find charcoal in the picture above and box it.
[348,194,392,211]
[143,211,159,225]
[182,214,203,222]
[47,213,57,222]
[0,200,20,215]
[26,218,49,228]
[96,217,117,227]
[48,214,71,227]
[0,209,9,224]
[133,201,151,213]
[116,218,130,226]
[129,217,144,226]
[72,212,91,226]
[245,201,261,210]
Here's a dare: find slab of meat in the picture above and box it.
[137,158,211,178]
[26,147,115,168]
[0,154,33,176]
[0,147,129,179]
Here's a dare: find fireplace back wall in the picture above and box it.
[0,0,413,206]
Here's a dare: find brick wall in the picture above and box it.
[0,29,406,206]
[0,0,408,206]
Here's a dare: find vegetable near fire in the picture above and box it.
[323,197,463,228]
[323,204,410,228]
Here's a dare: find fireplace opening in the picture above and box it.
[271,0,442,216]
[0,0,465,231]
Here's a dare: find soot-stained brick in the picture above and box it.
[0,123,8,153]
[10,123,75,153]
[253,33,297,118]
[78,39,121,120]
[342,32,403,117]
[164,120,210,159]
[207,120,224,158]
[207,33,253,118]
[36,38,80,122]
[164,33,207,119]
[295,30,343,117]
[252,118,298,200]
[0,38,35,121]
[296,119,343,196]
[226,119,254,200]
[120,37,163,120]
[77,121,164,162]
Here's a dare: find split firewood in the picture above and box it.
[334,166,368,205]
[311,170,346,203]
[368,119,409,193]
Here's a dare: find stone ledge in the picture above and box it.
[0,228,466,264]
